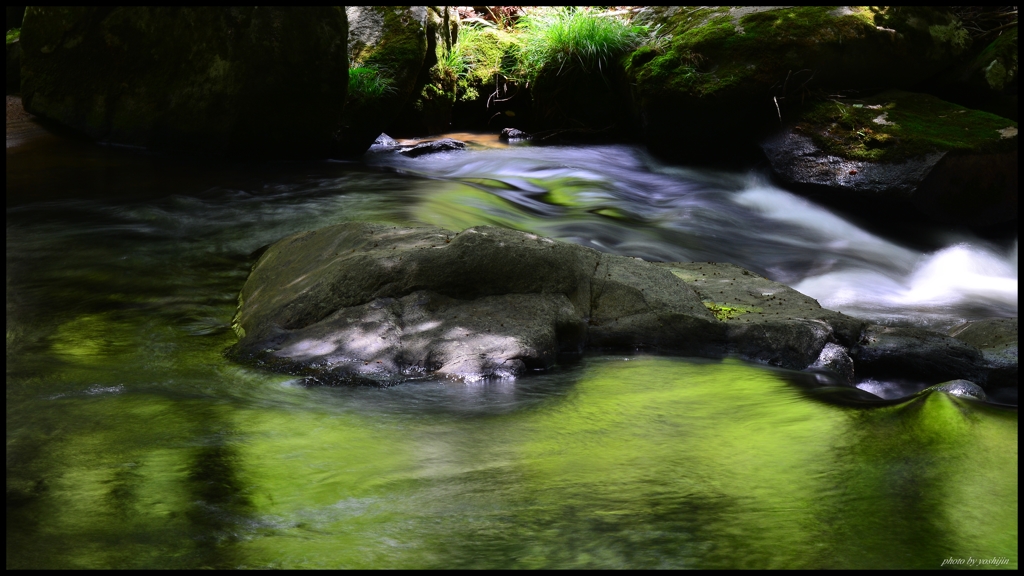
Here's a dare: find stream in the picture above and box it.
[6,132,1018,568]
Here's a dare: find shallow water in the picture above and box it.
[6,134,1018,568]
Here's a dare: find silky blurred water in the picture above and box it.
[6,136,1018,569]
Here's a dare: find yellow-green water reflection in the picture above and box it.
[8,356,1017,569]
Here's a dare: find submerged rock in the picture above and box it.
[19,7,349,157]
[762,91,1017,226]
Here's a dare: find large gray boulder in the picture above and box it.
[19,7,348,157]
[230,222,726,383]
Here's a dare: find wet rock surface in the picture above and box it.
[654,262,864,369]
[499,128,531,142]
[929,379,988,402]
[230,223,1015,392]
[809,342,857,386]
[850,325,986,385]
[399,138,467,157]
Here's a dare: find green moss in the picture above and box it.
[360,8,427,75]
[702,301,762,321]
[630,7,878,99]
[6,27,19,45]
[457,26,519,86]
[798,91,1018,162]
[928,21,971,54]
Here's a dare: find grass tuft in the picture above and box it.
[348,67,396,103]
[516,7,649,78]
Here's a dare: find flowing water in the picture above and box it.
[6,133,1018,568]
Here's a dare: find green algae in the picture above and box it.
[14,354,1017,568]
[702,301,763,321]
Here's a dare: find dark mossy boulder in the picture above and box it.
[762,90,1017,226]
[627,6,972,162]
[19,7,348,157]
[338,6,430,156]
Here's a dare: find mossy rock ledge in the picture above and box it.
[627,6,971,161]
[19,7,349,157]
[229,223,1014,398]
[762,90,1017,226]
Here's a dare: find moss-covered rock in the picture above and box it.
[338,6,430,154]
[627,6,972,161]
[19,7,348,158]
[762,90,1017,226]
[391,6,464,135]
[449,25,529,131]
